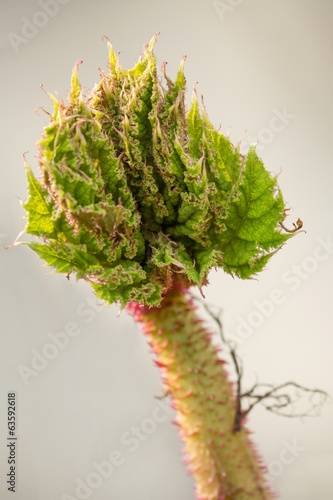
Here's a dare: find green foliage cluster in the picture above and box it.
[23,35,291,306]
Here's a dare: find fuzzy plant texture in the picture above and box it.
[22,35,296,499]
[23,35,293,307]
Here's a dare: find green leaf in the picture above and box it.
[28,241,99,276]
[220,147,292,277]
[90,261,162,307]
[23,165,55,237]
[187,92,203,159]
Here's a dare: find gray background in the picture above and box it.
[1,0,333,498]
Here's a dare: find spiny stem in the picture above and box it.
[128,286,274,500]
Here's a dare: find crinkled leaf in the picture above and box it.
[21,35,295,306]
[28,241,99,276]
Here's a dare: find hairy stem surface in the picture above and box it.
[129,287,273,500]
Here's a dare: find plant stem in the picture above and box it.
[128,286,274,500]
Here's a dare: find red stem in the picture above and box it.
[128,286,274,499]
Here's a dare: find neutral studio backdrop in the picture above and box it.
[1,1,333,499]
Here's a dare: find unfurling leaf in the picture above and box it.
[22,34,293,306]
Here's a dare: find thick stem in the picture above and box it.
[128,286,274,500]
